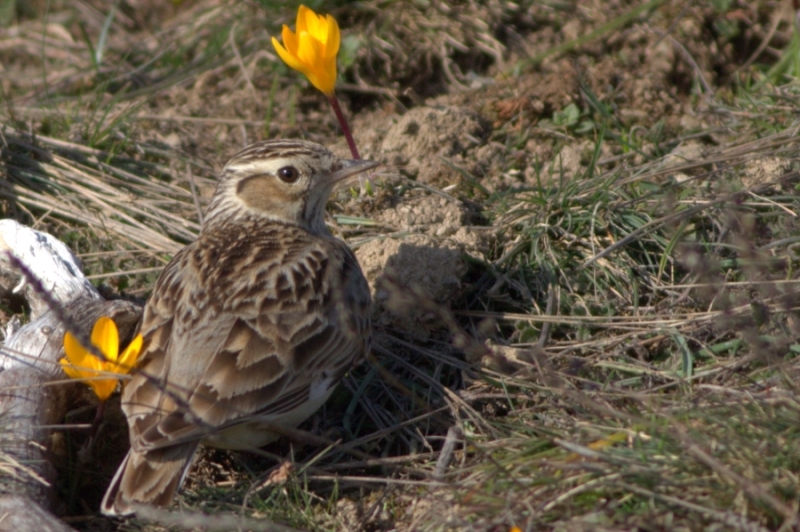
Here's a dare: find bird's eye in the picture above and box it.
[277,166,300,183]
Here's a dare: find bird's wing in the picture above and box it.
[122,233,370,453]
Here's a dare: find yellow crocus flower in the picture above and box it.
[60,316,143,401]
[271,4,340,96]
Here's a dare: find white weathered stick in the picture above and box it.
[0,219,100,325]
[0,220,141,530]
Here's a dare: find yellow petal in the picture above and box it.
[281,24,299,54]
[296,31,322,68]
[296,33,335,95]
[91,316,119,362]
[89,378,118,402]
[324,15,340,58]
[305,8,325,40]
[316,58,336,95]
[116,333,143,373]
[273,36,310,75]
[63,330,101,370]
[63,330,84,366]
[59,357,85,380]
[60,354,117,401]
[296,4,311,34]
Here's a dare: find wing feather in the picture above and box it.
[122,226,369,453]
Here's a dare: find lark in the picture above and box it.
[101,139,378,516]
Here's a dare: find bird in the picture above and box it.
[101,139,378,516]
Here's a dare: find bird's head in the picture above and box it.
[205,139,379,234]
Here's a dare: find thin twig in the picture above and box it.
[433,425,463,481]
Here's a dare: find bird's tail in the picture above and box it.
[101,442,198,516]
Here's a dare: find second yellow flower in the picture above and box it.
[60,316,143,401]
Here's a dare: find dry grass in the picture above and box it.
[1,1,800,531]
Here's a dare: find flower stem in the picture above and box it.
[91,399,106,439]
[329,93,360,160]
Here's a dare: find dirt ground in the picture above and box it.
[1,1,800,531]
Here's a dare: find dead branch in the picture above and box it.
[0,220,141,530]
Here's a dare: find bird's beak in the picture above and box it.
[328,159,381,184]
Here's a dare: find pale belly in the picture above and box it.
[200,379,337,450]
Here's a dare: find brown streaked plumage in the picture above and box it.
[101,139,377,516]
